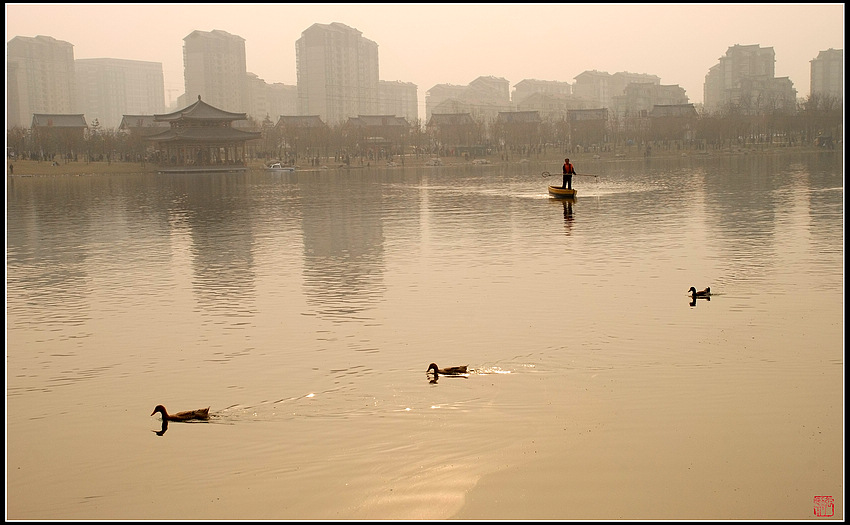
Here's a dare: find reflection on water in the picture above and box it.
[174,175,258,317]
[299,172,386,323]
[6,152,844,519]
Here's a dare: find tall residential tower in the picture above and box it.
[7,35,77,129]
[182,29,247,113]
[296,22,379,125]
[810,48,843,104]
[75,58,166,129]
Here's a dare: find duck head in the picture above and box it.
[427,363,439,374]
[150,405,167,417]
[688,287,697,294]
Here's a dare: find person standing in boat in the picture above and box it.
[562,158,576,189]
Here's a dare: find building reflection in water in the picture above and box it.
[299,173,387,323]
[169,174,257,317]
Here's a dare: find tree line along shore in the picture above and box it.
[6,143,838,177]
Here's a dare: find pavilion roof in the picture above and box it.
[154,96,248,122]
[145,126,261,143]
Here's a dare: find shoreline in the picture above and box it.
[6,146,837,177]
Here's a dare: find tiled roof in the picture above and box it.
[31,114,88,128]
[154,96,248,122]
[145,126,261,142]
[119,115,170,130]
[276,115,327,128]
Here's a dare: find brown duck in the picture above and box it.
[427,363,468,376]
[150,405,210,421]
[688,286,711,298]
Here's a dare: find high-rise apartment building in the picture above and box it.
[810,48,843,103]
[183,29,247,113]
[75,58,166,130]
[378,80,418,124]
[246,73,298,123]
[512,79,572,106]
[425,84,466,122]
[425,77,510,123]
[6,35,77,129]
[295,22,379,125]
[704,44,795,114]
[573,70,661,111]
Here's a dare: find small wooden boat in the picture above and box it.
[548,185,577,199]
[265,162,295,172]
[150,405,210,421]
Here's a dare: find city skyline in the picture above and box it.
[5,3,845,121]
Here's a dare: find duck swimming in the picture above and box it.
[427,363,468,376]
[688,286,711,298]
[150,405,210,421]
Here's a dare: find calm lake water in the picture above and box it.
[6,151,844,520]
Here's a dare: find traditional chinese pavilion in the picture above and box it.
[146,95,261,173]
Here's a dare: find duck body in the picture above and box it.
[688,286,711,298]
[151,404,210,421]
[427,363,468,376]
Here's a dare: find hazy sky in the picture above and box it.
[6,3,845,115]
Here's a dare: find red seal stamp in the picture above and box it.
[814,496,834,517]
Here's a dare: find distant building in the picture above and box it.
[183,29,248,114]
[119,114,171,160]
[649,104,699,141]
[296,22,380,125]
[425,76,511,123]
[118,114,170,135]
[378,80,419,125]
[567,108,609,147]
[515,92,592,121]
[495,110,542,149]
[345,114,411,154]
[568,108,608,121]
[512,79,572,106]
[246,73,298,124]
[274,115,329,161]
[810,48,843,104]
[267,83,299,120]
[425,84,466,121]
[7,35,77,129]
[573,70,661,111]
[75,58,166,130]
[704,44,796,114]
[611,83,689,119]
[429,98,475,117]
[427,112,477,149]
[30,113,88,160]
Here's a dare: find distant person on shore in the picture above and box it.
[562,158,575,189]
